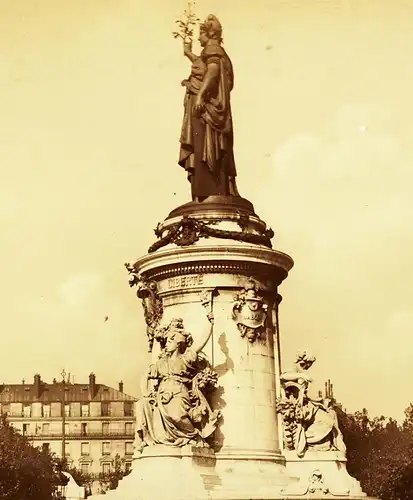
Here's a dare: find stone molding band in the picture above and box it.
[140,262,286,283]
[215,448,286,463]
[132,245,294,282]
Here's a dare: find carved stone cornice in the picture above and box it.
[131,244,294,286]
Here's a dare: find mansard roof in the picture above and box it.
[0,376,137,404]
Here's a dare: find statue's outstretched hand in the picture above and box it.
[184,41,192,56]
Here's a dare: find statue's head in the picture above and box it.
[164,318,193,354]
[199,14,223,47]
[295,351,316,370]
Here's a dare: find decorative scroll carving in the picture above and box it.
[135,299,221,451]
[308,470,329,495]
[232,280,268,343]
[148,216,274,253]
[276,352,346,458]
[125,263,163,352]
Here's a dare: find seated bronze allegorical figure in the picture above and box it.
[178,14,239,202]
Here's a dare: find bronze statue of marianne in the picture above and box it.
[178,15,239,202]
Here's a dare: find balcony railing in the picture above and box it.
[6,411,134,419]
[23,430,135,440]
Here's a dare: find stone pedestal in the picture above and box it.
[135,199,294,498]
[92,198,373,500]
[281,451,367,499]
[97,446,218,500]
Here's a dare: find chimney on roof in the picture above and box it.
[89,373,96,399]
[119,381,124,393]
[34,374,41,398]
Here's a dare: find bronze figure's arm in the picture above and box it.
[194,62,219,115]
[183,41,198,63]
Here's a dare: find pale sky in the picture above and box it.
[1,0,413,421]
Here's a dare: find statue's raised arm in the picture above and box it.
[177,14,239,202]
[192,310,214,353]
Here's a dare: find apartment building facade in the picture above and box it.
[0,373,137,476]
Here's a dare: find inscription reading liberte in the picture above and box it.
[168,275,204,289]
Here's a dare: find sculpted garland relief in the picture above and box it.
[149,216,274,253]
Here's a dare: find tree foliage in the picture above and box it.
[105,453,126,490]
[0,414,63,500]
[0,414,134,498]
[337,405,413,500]
[56,454,130,495]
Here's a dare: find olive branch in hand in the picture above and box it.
[172,1,200,44]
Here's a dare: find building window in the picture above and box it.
[102,442,111,455]
[81,442,89,456]
[65,442,70,456]
[125,422,133,435]
[81,404,89,417]
[64,404,70,417]
[81,463,89,474]
[64,423,69,435]
[125,442,134,455]
[42,404,51,417]
[1,404,10,416]
[102,422,109,434]
[124,402,133,417]
[42,423,50,434]
[101,402,109,417]
[102,463,111,475]
[42,443,50,453]
[125,462,132,473]
[81,423,87,436]
[23,423,29,435]
[23,404,31,418]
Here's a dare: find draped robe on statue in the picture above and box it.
[136,348,218,447]
[295,398,347,458]
[179,44,239,199]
